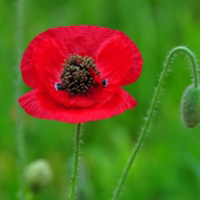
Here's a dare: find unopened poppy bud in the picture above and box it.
[25,159,53,193]
[180,85,200,128]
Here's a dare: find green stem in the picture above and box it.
[111,46,199,200]
[70,124,82,200]
[15,0,26,199]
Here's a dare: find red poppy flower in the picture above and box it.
[18,26,143,123]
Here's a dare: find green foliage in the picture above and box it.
[1,0,200,199]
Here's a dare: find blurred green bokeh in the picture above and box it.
[1,0,200,199]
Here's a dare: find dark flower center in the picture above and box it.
[59,54,100,96]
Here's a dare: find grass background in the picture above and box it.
[1,0,200,199]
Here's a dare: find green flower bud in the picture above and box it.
[25,159,53,193]
[180,85,200,128]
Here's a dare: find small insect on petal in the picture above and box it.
[55,83,65,91]
[102,79,108,87]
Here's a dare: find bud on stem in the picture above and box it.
[25,159,53,193]
[112,46,200,200]
[180,85,200,128]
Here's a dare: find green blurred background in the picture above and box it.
[1,0,200,199]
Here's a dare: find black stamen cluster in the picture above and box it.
[60,54,100,95]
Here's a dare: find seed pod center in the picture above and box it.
[60,54,100,96]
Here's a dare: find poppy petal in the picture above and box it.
[31,38,109,108]
[31,36,126,108]
[21,26,142,88]
[96,34,132,82]
[18,88,137,123]
[37,26,123,57]
[121,41,143,85]
[19,26,142,122]
[33,38,68,85]
[32,38,78,107]
[21,37,43,88]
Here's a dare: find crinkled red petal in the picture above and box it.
[19,26,142,122]
[43,26,123,57]
[32,38,75,107]
[21,37,43,88]
[31,38,103,108]
[18,88,137,123]
[33,38,68,85]
[31,35,134,108]
[96,33,132,81]
[21,26,142,87]
[120,40,143,85]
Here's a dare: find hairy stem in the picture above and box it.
[15,0,26,199]
[70,124,82,200]
[111,46,199,200]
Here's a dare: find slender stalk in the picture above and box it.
[70,124,82,200]
[15,0,26,199]
[111,46,199,200]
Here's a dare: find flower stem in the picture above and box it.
[15,0,26,199]
[70,123,82,200]
[111,46,199,200]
